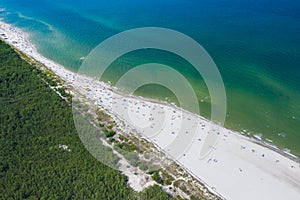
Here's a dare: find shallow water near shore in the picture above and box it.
[1,0,300,156]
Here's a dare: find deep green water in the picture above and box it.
[1,0,299,155]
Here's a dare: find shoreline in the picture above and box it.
[0,19,297,161]
[1,20,300,200]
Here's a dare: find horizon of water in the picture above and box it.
[1,0,300,156]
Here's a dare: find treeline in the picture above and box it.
[0,40,172,200]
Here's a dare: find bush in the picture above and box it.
[151,171,164,184]
[102,129,116,138]
[138,161,149,171]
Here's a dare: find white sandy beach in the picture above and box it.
[1,21,300,200]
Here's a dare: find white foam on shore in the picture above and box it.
[1,20,300,200]
[254,133,263,140]
[17,12,55,32]
[278,132,287,138]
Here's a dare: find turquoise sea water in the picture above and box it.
[1,0,300,155]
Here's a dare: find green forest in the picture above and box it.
[0,40,172,199]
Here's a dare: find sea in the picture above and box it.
[1,0,299,156]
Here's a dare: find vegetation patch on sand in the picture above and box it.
[0,40,172,200]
